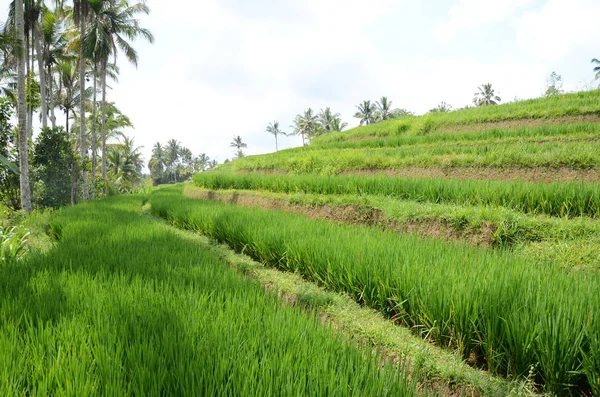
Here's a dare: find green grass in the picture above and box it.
[307,123,600,151]
[149,186,600,395]
[185,185,600,270]
[193,172,600,218]
[0,195,419,396]
[312,89,600,145]
[234,139,600,174]
[233,123,600,174]
[187,226,532,397]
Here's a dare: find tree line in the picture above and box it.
[148,139,215,185]
[0,0,153,212]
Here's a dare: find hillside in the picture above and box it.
[176,90,600,396]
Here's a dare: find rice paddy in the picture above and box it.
[0,196,419,396]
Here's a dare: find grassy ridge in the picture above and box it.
[0,195,417,395]
[149,186,600,395]
[193,172,600,218]
[235,123,600,173]
[307,123,600,151]
[234,140,600,174]
[312,90,600,145]
[185,185,600,270]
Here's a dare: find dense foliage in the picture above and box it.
[32,127,75,208]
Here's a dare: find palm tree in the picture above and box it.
[317,107,341,133]
[354,100,376,126]
[473,83,501,107]
[72,0,92,200]
[15,0,32,212]
[40,8,67,128]
[289,108,318,145]
[233,149,245,159]
[165,138,180,182]
[83,0,154,189]
[429,101,452,113]
[375,97,392,121]
[331,117,347,132]
[266,120,285,151]
[230,135,247,151]
[593,58,600,80]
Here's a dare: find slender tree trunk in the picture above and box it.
[26,30,32,138]
[34,23,47,129]
[275,135,278,151]
[91,62,98,199]
[49,65,56,128]
[16,0,32,213]
[71,163,78,205]
[79,12,88,201]
[66,108,69,135]
[101,63,107,189]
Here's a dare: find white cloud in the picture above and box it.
[514,0,600,61]
[435,0,536,41]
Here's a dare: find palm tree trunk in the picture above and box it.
[79,12,88,201]
[26,30,32,139]
[91,62,98,199]
[15,0,32,213]
[66,108,69,134]
[49,65,56,128]
[101,63,107,189]
[34,23,47,129]
[275,135,278,152]
[71,163,78,205]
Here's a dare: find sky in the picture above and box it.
[2,0,600,166]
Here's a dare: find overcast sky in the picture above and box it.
[2,0,600,165]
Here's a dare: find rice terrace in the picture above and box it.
[1,0,600,396]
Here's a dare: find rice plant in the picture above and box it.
[193,172,600,218]
[0,195,418,396]
[150,186,600,395]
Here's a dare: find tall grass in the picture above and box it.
[0,195,417,396]
[234,140,600,174]
[193,172,600,218]
[305,123,600,151]
[312,89,600,145]
[150,186,600,395]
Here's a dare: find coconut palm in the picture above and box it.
[15,0,32,212]
[230,135,247,151]
[266,120,285,151]
[473,83,501,107]
[375,97,392,121]
[165,138,180,183]
[40,8,67,128]
[83,0,154,189]
[354,100,376,126]
[317,107,341,133]
[331,117,347,132]
[72,0,92,200]
[593,58,600,80]
[289,108,318,145]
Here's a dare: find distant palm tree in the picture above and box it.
[230,135,247,151]
[266,121,285,151]
[473,83,501,107]
[317,107,340,133]
[234,149,245,159]
[166,139,180,182]
[592,58,600,80]
[429,101,452,113]
[290,108,318,145]
[331,117,348,132]
[354,100,376,126]
[376,97,392,121]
